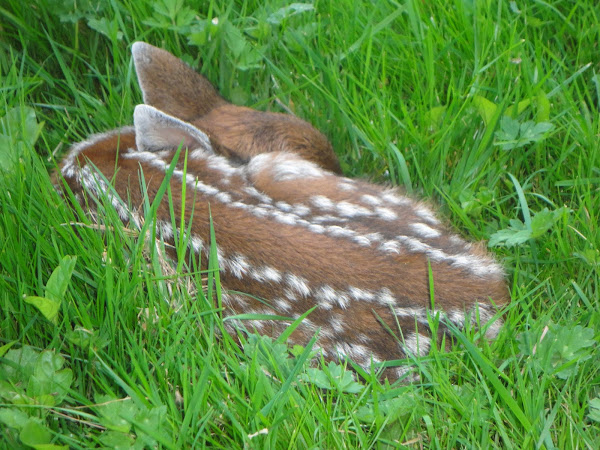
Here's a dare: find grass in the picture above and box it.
[1,0,599,447]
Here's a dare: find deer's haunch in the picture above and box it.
[55,43,509,381]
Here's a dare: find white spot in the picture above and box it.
[61,162,76,178]
[369,354,382,365]
[448,310,466,328]
[376,207,398,221]
[190,236,204,253]
[330,314,345,333]
[450,235,466,245]
[414,204,440,225]
[283,289,297,302]
[337,342,370,365]
[226,254,250,279]
[275,201,292,212]
[336,293,350,309]
[402,333,431,357]
[184,173,197,185]
[411,223,441,239]
[338,181,356,191]
[243,186,273,204]
[220,291,231,305]
[207,155,239,176]
[316,285,337,309]
[394,366,411,379]
[228,294,248,307]
[349,287,375,302]
[317,327,334,339]
[311,195,334,210]
[157,220,173,240]
[300,318,318,332]
[247,152,324,181]
[377,288,396,305]
[272,210,298,226]
[274,298,292,312]
[122,150,158,163]
[336,201,371,218]
[248,320,265,331]
[361,194,382,206]
[313,345,328,357]
[365,232,382,242]
[190,148,210,160]
[251,266,282,283]
[482,317,503,339]
[230,201,246,210]
[381,191,410,206]
[357,333,371,344]
[308,224,325,234]
[396,235,429,253]
[285,273,311,297]
[215,192,232,203]
[272,156,325,181]
[292,204,310,216]
[353,235,373,246]
[130,212,142,229]
[252,206,269,218]
[379,240,401,253]
[393,307,431,327]
[329,226,354,238]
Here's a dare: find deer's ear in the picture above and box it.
[133,105,212,153]
[132,42,226,121]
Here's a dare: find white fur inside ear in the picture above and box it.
[133,105,212,153]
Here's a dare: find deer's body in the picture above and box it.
[56,43,509,381]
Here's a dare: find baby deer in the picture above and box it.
[56,42,509,381]
[132,42,341,174]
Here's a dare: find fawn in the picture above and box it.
[56,42,509,381]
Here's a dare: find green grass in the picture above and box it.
[1,0,599,447]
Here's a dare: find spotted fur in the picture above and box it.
[54,43,510,382]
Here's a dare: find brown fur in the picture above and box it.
[132,42,341,173]
[54,44,510,382]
